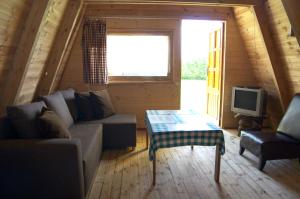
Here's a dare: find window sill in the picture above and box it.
[108,76,174,85]
[107,80,175,85]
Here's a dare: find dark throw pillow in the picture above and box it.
[89,92,105,119]
[60,88,79,121]
[39,107,71,139]
[41,92,74,128]
[6,101,46,138]
[75,92,94,121]
[90,90,115,118]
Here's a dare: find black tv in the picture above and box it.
[231,87,267,117]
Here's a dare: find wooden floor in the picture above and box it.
[89,130,300,199]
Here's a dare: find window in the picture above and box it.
[107,33,171,82]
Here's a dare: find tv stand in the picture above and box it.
[234,113,264,136]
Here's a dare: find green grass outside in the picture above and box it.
[181,57,208,80]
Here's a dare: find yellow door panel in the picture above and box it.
[207,25,223,121]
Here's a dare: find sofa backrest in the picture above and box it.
[40,92,74,128]
[277,93,300,141]
[0,116,17,139]
[59,88,79,121]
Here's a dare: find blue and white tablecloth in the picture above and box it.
[145,110,225,160]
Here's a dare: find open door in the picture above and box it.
[207,25,223,122]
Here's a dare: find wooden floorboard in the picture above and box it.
[89,129,300,199]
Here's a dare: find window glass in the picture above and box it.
[107,34,170,77]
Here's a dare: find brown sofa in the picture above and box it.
[240,93,300,171]
[0,89,136,199]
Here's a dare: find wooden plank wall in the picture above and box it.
[0,0,32,103]
[234,0,300,127]
[221,11,257,128]
[233,7,284,127]
[59,4,256,128]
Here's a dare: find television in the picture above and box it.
[231,87,267,117]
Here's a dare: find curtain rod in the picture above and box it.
[84,15,181,20]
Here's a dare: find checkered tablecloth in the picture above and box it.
[145,110,225,160]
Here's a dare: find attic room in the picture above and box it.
[0,0,300,198]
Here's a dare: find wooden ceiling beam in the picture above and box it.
[0,0,50,112]
[281,0,300,46]
[85,0,258,6]
[253,3,291,110]
[35,0,84,96]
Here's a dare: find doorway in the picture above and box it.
[180,19,224,123]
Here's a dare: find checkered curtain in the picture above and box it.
[82,19,108,84]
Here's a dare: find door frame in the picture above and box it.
[218,21,226,127]
[179,19,226,127]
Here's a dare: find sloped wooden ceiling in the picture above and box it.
[35,0,84,96]
[0,0,83,114]
[85,0,256,6]
[266,0,300,94]
[0,0,32,111]
[282,0,300,46]
[15,0,70,104]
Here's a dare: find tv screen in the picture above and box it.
[234,90,257,111]
[231,87,266,117]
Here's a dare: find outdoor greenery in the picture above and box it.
[182,57,208,80]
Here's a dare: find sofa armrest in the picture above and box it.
[0,139,84,199]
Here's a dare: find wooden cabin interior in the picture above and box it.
[1,0,300,198]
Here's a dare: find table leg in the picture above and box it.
[153,152,156,185]
[146,131,149,149]
[214,144,221,183]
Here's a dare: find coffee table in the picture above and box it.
[145,110,225,185]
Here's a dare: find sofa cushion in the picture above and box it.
[240,130,300,159]
[81,114,136,148]
[0,117,17,139]
[39,108,71,139]
[6,101,46,138]
[41,92,74,128]
[60,88,79,121]
[93,113,136,124]
[75,92,94,121]
[69,123,102,193]
[90,90,115,117]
